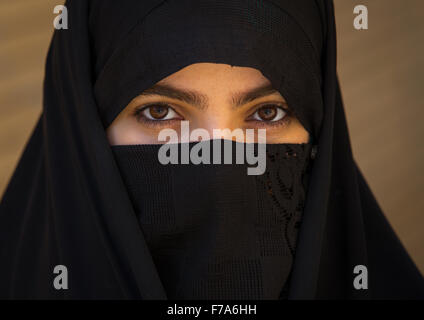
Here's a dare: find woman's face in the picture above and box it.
[107,63,309,144]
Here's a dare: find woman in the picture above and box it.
[0,0,423,299]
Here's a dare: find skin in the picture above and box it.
[107,63,309,145]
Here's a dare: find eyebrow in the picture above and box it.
[139,83,279,110]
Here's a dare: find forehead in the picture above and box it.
[158,63,272,90]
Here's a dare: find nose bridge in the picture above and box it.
[202,117,232,135]
[203,120,247,142]
[192,99,236,134]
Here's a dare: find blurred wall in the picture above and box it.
[334,0,424,274]
[0,1,423,273]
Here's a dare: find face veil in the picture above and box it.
[111,141,314,299]
[0,0,423,299]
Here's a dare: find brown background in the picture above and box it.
[0,1,423,273]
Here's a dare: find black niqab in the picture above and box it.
[111,140,314,299]
[1,0,423,299]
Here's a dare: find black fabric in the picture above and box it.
[111,141,313,299]
[1,0,423,299]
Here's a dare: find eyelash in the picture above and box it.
[246,102,292,128]
[132,102,293,128]
[132,102,182,127]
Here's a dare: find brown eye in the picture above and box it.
[252,105,287,122]
[257,106,277,121]
[139,104,180,121]
[148,105,169,119]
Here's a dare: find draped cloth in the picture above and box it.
[1,0,423,299]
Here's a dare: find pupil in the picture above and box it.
[258,106,276,121]
[150,106,168,119]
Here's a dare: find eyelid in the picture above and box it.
[133,102,184,120]
[246,102,290,119]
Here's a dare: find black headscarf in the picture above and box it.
[1,0,423,299]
